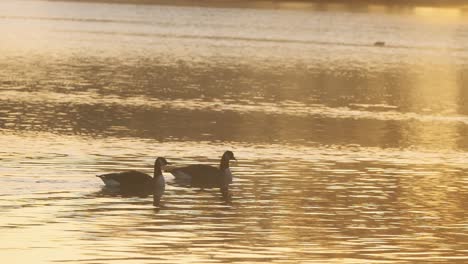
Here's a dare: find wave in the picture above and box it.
[2,16,468,52]
[1,90,468,125]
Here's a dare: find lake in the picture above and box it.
[0,0,467,263]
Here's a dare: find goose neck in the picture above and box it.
[153,164,163,177]
[220,157,230,170]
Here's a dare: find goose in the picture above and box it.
[167,151,236,192]
[96,157,170,206]
[374,41,385,47]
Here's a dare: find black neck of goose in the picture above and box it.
[153,163,163,178]
[220,156,230,170]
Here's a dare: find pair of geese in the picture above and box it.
[96,151,236,206]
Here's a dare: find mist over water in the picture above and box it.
[0,1,467,263]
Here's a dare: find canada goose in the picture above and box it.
[96,157,170,206]
[167,151,236,190]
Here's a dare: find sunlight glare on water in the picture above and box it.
[0,0,467,263]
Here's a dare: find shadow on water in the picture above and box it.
[94,186,153,198]
[94,184,233,206]
[170,182,234,205]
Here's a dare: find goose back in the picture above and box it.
[169,165,223,187]
[98,170,153,187]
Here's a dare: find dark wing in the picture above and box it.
[99,170,153,185]
[169,165,222,187]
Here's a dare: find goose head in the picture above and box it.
[155,157,171,171]
[222,151,236,161]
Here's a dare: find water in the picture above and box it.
[1,0,468,263]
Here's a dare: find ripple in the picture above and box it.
[1,90,468,126]
[1,1,468,263]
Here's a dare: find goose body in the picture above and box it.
[168,151,236,188]
[170,165,231,187]
[97,170,153,187]
[96,157,170,206]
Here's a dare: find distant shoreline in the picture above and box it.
[45,0,468,9]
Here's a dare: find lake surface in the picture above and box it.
[1,0,468,263]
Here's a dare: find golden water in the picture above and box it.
[0,1,467,263]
